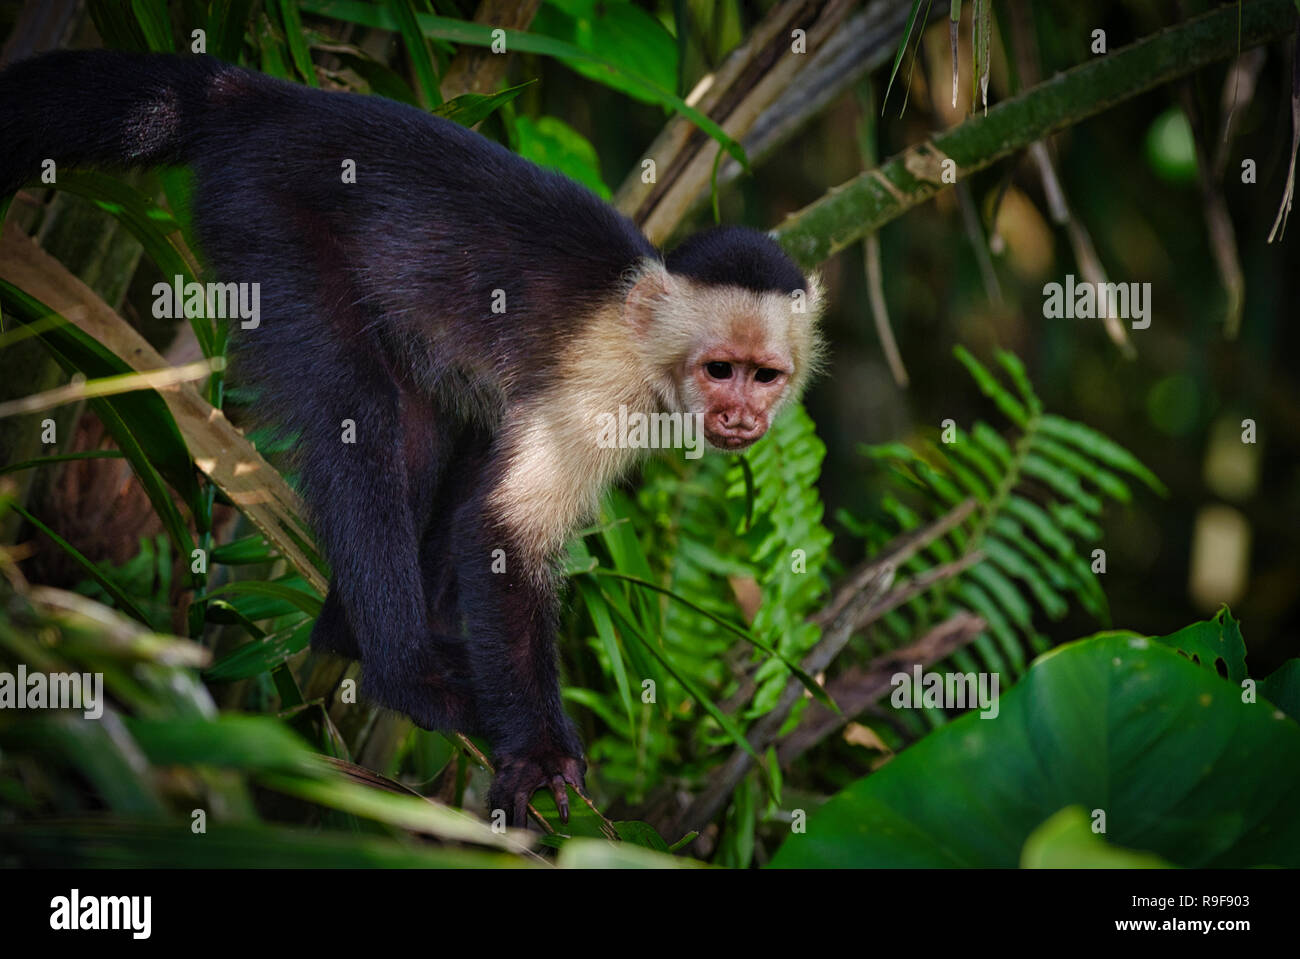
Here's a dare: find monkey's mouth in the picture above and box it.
[706,431,759,451]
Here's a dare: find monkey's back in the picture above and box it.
[0,49,657,431]
[178,63,656,389]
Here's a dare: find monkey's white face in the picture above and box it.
[685,348,793,450]
[674,285,809,450]
[624,264,825,451]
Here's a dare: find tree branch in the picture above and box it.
[773,0,1297,268]
[776,611,986,765]
[613,0,858,243]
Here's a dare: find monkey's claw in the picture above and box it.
[490,753,587,828]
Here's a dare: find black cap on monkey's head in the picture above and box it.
[664,225,807,296]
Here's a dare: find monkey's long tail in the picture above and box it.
[0,49,229,197]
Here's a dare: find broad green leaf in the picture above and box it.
[1154,605,1247,685]
[264,773,532,849]
[1020,807,1171,868]
[126,714,323,773]
[1262,660,1300,723]
[512,114,610,199]
[299,0,749,171]
[533,0,678,101]
[770,634,1300,868]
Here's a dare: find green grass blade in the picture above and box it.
[206,580,324,617]
[881,0,927,114]
[0,450,123,476]
[9,503,152,624]
[387,0,442,107]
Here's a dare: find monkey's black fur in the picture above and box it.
[0,49,808,821]
[665,224,805,294]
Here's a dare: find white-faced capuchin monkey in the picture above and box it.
[0,49,825,824]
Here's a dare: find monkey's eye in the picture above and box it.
[755,368,782,384]
[706,361,733,380]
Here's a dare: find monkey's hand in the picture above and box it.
[489,750,587,828]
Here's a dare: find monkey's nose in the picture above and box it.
[720,410,756,431]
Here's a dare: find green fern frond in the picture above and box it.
[727,405,831,715]
[851,346,1161,693]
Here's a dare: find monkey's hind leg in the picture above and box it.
[306,421,483,736]
[310,588,481,734]
[310,586,361,659]
[309,578,473,737]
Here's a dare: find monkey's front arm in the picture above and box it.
[449,484,588,825]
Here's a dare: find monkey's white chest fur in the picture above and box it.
[485,310,660,565]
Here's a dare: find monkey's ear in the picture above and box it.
[623,261,677,334]
[808,272,826,312]
[797,271,827,319]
